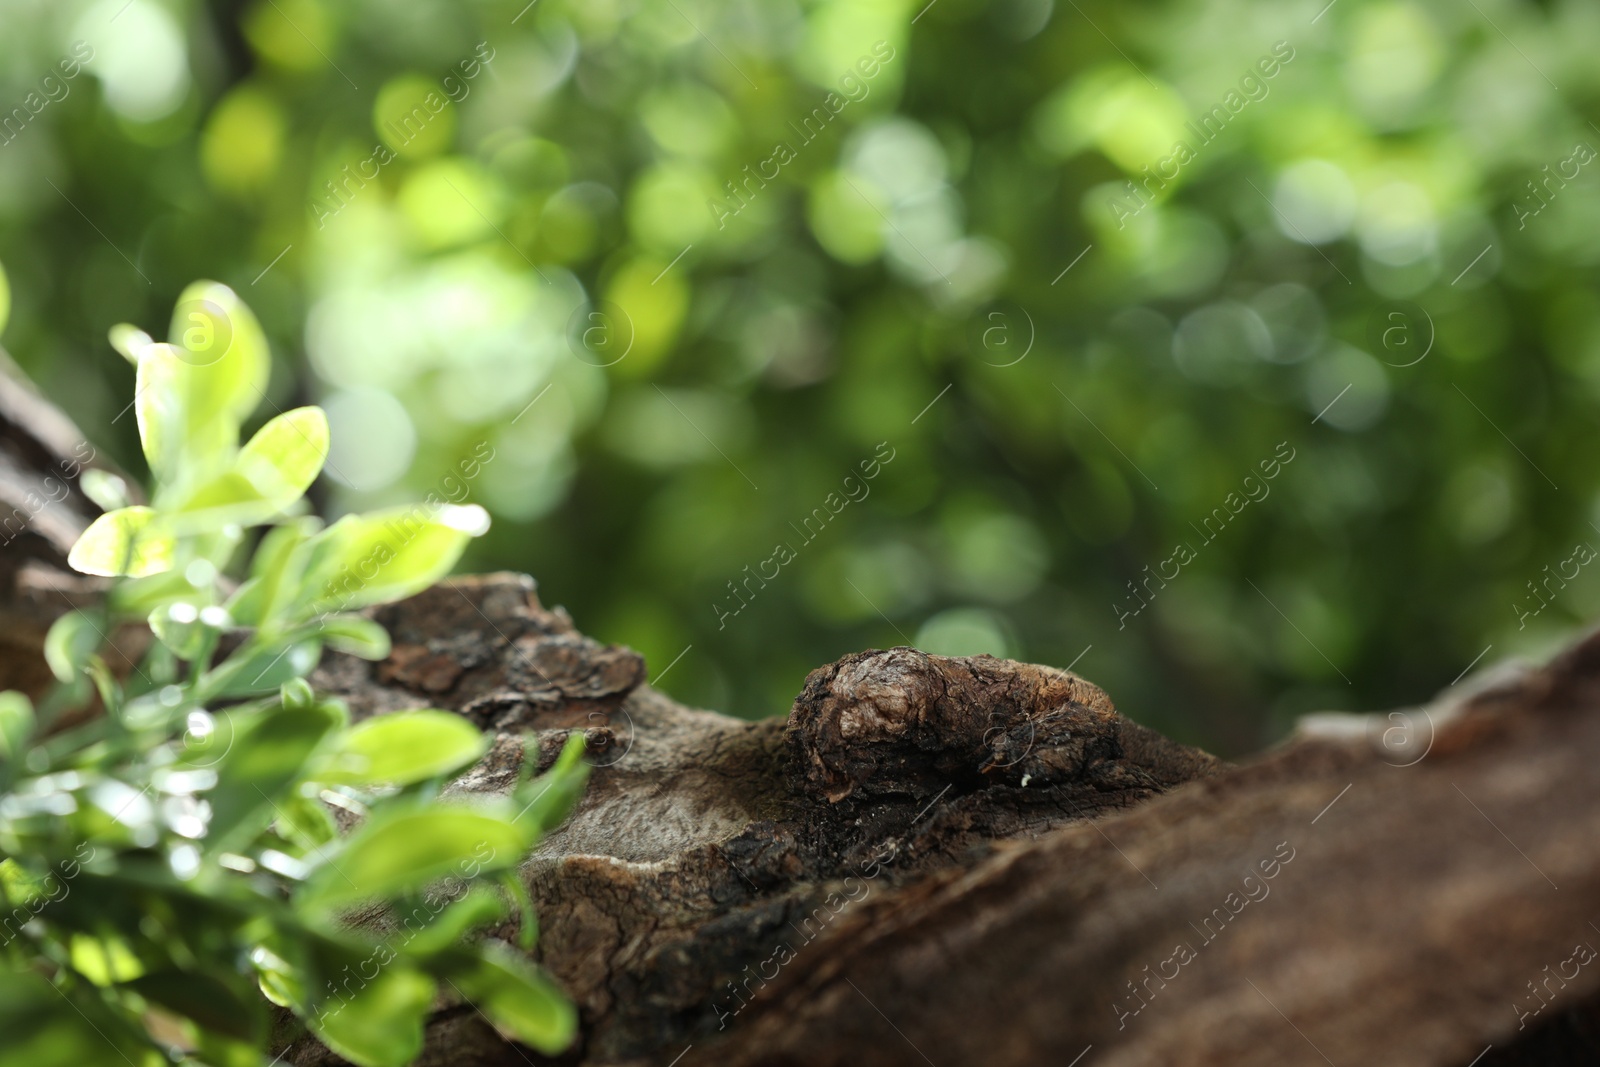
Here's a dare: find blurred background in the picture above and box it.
[0,0,1595,755]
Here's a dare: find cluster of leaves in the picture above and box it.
[0,281,587,1066]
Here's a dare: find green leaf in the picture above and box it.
[315,615,392,660]
[310,966,435,1067]
[273,789,338,851]
[402,886,508,956]
[139,282,271,488]
[238,405,328,506]
[168,470,278,532]
[0,260,9,337]
[207,700,344,850]
[449,943,576,1055]
[66,506,174,577]
[298,808,526,911]
[316,710,487,787]
[0,691,33,762]
[299,504,490,614]
[78,469,130,512]
[44,611,103,683]
[109,569,203,616]
[226,517,319,628]
[148,602,214,662]
[209,639,322,699]
[108,322,151,365]
[513,734,590,836]
[126,970,266,1043]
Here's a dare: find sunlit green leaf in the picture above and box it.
[108,323,151,365]
[299,505,490,614]
[238,405,329,506]
[138,281,271,488]
[79,468,131,512]
[67,506,174,577]
[298,808,525,910]
[316,710,487,787]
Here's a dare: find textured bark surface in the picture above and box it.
[291,573,1600,1067]
[1,368,1597,1067]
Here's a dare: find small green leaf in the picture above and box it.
[210,639,322,698]
[108,569,202,616]
[67,506,174,577]
[403,886,508,956]
[298,809,526,911]
[281,677,315,710]
[78,468,131,512]
[108,323,151,365]
[148,602,209,662]
[310,966,435,1067]
[44,611,103,683]
[0,692,34,762]
[139,282,271,488]
[238,406,328,506]
[226,518,318,628]
[299,504,490,614]
[450,943,576,1055]
[317,710,487,787]
[513,734,590,836]
[273,788,338,851]
[168,470,278,532]
[0,261,9,338]
[207,700,344,850]
[315,615,392,660]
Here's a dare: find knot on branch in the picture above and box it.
[784,647,1124,803]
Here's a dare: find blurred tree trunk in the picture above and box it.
[1,366,1597,1066]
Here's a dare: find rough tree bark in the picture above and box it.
[2,369,1597,1067]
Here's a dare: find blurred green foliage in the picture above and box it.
[1,0,1598,754]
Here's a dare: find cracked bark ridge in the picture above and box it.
[314,574,646,740]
